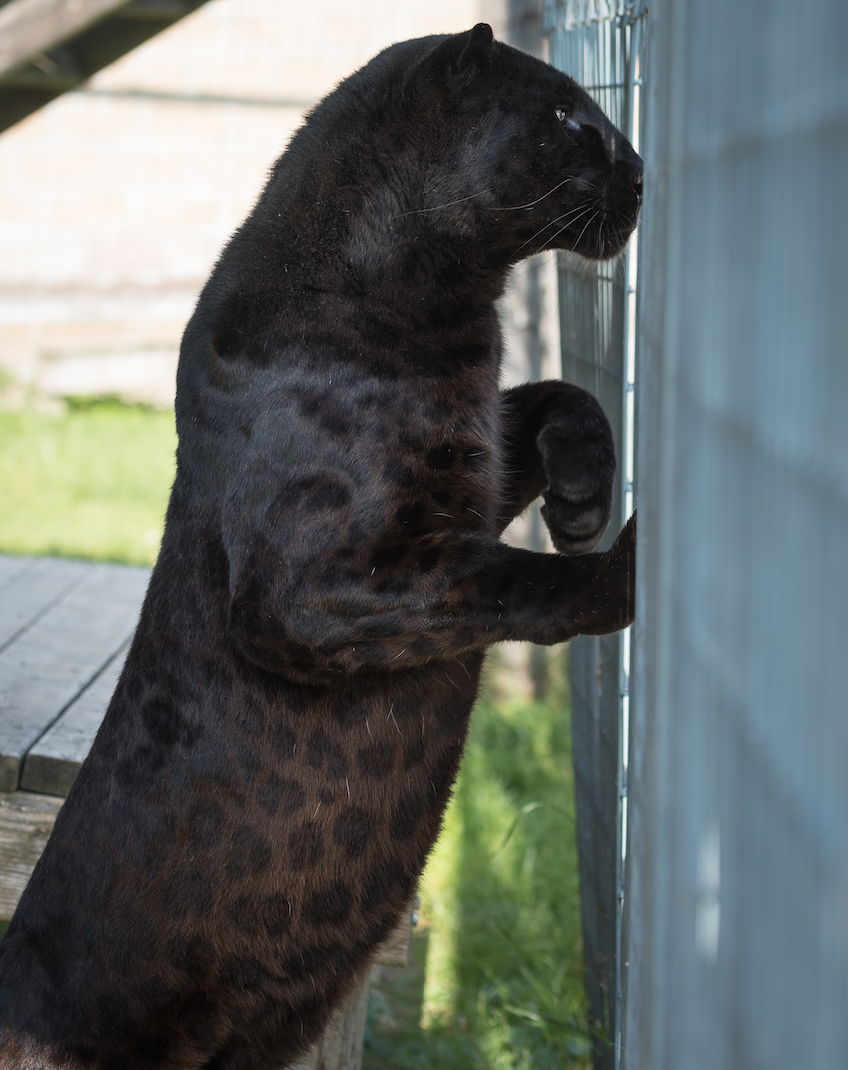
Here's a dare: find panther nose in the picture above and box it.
[624,155,643,205]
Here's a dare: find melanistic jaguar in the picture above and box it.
[0,24,641,1070]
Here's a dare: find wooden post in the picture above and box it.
[286,904,414,1070]
[287,975,372,1070]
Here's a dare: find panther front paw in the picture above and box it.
[588,510,636,632]
[537,400,616,555]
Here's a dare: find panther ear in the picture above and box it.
[412,24,495,100]
[448,23,495,83]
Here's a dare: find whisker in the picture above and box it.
[545,202,601,249]
[486,177,584,212]
[397,189,492,217]
[515,204,590,252]
[516,202,594,254]
[397,176,599,220]
[574,210,601,250]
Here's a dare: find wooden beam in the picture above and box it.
[0,0,127,80]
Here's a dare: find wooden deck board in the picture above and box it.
[0,554,32,591]
[0,556,90,652]
[0,562,149,791]
[20,643,130,796]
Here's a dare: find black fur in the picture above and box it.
[0,26,641,1070]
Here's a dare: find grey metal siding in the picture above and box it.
[626,1,848,1067]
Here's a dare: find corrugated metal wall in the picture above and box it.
[624,1,848,1067]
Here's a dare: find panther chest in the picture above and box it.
[375,377,505,539]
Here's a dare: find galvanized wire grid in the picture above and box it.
[542,4,646,1068]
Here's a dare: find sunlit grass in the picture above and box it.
[0,399,176,566]
[366,653,592,1070]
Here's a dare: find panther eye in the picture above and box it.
[555,107,569,122]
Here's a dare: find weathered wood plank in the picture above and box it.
[0,563,149,791]
[0,554,32,591]
[0,790,63,919]
[20,644,129,796]
[0,555,91,653]
[0,0,127,80]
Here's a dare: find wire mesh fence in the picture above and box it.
[542,3,648,1066]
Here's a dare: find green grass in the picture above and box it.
[365,654,592,1070]
[0,398,176,566]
